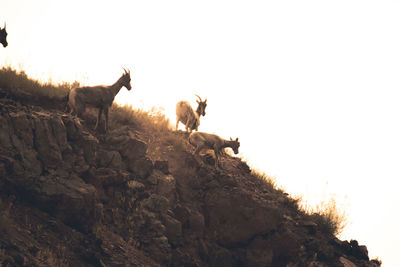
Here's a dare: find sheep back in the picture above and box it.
[176,101,199,130]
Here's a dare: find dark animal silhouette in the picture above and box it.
[66,69,132,132]
[0,22,8,47]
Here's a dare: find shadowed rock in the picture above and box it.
[205,188,282,246]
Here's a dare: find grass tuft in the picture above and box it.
[250,169,283,192]
[303,198,347,236]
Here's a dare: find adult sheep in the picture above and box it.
[176,95,207,133]
[66,69,132,132]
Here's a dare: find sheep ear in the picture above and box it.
[236,137,238,142]
[230,137,233,141]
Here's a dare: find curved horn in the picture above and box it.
[122,67,128,74]
[195,94,202,102]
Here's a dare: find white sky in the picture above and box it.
[2,1,400,265]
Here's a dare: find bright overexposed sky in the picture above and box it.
[2,1,400,265]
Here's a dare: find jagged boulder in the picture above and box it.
[162,214,183,246]
[96,149,123,169]
[62,115,83,141]
[33,113,64,168]
[246,236,274,267]
[187,208,206,238]
[128,157,153,179]
[205,188,282,246]
[141,194,171,213]
[13,173,97,232]
[9,111,34,147]
[106,126,152,178]
[106,126,148,160]
[154,160,169,174]
[0,113,14,150]
[147,170,177,205]
[0,104,101,233]
[0,112,42,176]
[91,168,131,187]
[81,132,98,166]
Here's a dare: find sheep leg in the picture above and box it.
[104,108,109,133]
[193,145,206,166]
[213,145,220,169]
[94,107,103,131]
[185,118,191,132]
[64,102,70,113]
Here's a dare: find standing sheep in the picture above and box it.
[176,95,207,132]
[66,69,132,132]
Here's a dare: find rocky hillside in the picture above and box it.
[0,83,381,266]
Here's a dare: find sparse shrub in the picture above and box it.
[305,198,347,236]
[251,167,346,236]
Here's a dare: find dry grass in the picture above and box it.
[110,104,171,134]
[251,168,347,237]
[302,198,347,236]
[250,169,281,192]
[0,66,78,98]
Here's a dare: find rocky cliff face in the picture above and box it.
[0,88,380,266]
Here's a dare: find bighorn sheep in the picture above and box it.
[66,69,132,132]
[176,95,207,132]
[189,131,240,169]
[0,22,8,47]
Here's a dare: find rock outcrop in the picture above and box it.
[0,88,381,267]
